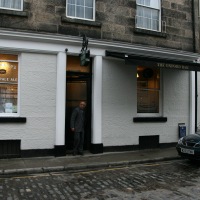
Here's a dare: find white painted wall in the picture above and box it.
[0,53,57,149]
[197,72,200,130]
[162,69,190,142]
[102,58,136,146]
[102,58,190,146]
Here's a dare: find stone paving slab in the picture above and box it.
[0,147,181,175]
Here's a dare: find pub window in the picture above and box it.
[66,0,95,21]
[0,54,19,115]
[137,66,161,115]
[0,0,23,11]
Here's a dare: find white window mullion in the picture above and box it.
[84,0,85,19]
[150,10,153,30]
[75,0,77,18]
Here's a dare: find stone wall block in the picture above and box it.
[37,23,58,33]
[55,7,65,16]
[163,9,187,20]
[46,5,55,14]
[44,0,65,6]
[114,15,134,26]
[96,2,105,12]
[162,1,170,9]
[58,25,80,36]
[112,32,132,43]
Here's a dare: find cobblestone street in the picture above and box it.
[1,159,200,199]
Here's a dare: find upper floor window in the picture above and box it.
[0,54,19,116]
[0,0,23,11]
[136,0,161,32]
[67,0,95,21]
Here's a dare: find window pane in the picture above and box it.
[152,9,159,20]
[76,6,84,18]
[136,6,143,28]
[67,55,90,73]
[152,9,159,31]
[143,7,151,29]
[13,0,21,10]
[85,0,93,7]
[4,0,10,8]
[144,0,150,6]
[85,7,93,19]
[67,4,75,16]
[137,89,159,113]
[150,0,159,9]
[0,54,18,61]
[137,6,143,16]
[68,0,75,4]
[137,0,144,5]
[0,55,18,114]
[137,67,160,113]
[77,0,84,6]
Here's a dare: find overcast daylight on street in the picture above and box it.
[1,159,200,199]
[1,0,200,199]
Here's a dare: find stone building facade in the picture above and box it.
[0,0,199,158]
[0,0,197,50]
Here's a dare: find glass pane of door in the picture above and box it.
[66,80,88,150]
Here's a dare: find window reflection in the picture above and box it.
[137,66,160,113]
[0,54,18,114]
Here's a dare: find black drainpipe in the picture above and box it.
[192,0,198,132]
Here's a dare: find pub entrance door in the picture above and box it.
[65,72,91,153]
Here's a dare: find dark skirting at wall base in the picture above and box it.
[91,143,103,154]
[103,142,177,153]
[21,149,55,158]
[54,145,66,157]
[159,142,177,148]
[104,145,139,152]
[133,117,167,123]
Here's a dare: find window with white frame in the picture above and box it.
[0,0,23,11]
[136,0,161,32]
[0,54,19,115]
[67,0,95,20]
[137,66,161,115]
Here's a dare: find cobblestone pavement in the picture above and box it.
[1,159,200,200]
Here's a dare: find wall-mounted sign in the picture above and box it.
[0,69,6,74]
[0,62,18,83]
[156,62,189,70]
[126,58,198,71]
[106,51,200,71]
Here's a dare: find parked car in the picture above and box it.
[176,133,200,160]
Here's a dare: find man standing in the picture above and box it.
[70,101,86,156]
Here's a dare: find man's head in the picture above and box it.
[79,101,86,110]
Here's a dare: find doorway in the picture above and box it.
[65,56,91,153]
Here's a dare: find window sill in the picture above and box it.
[133,117,167,123]
[61,16,102,27]
[134,28,167,38]
[0,117,26,123]
[0,9,28,17]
